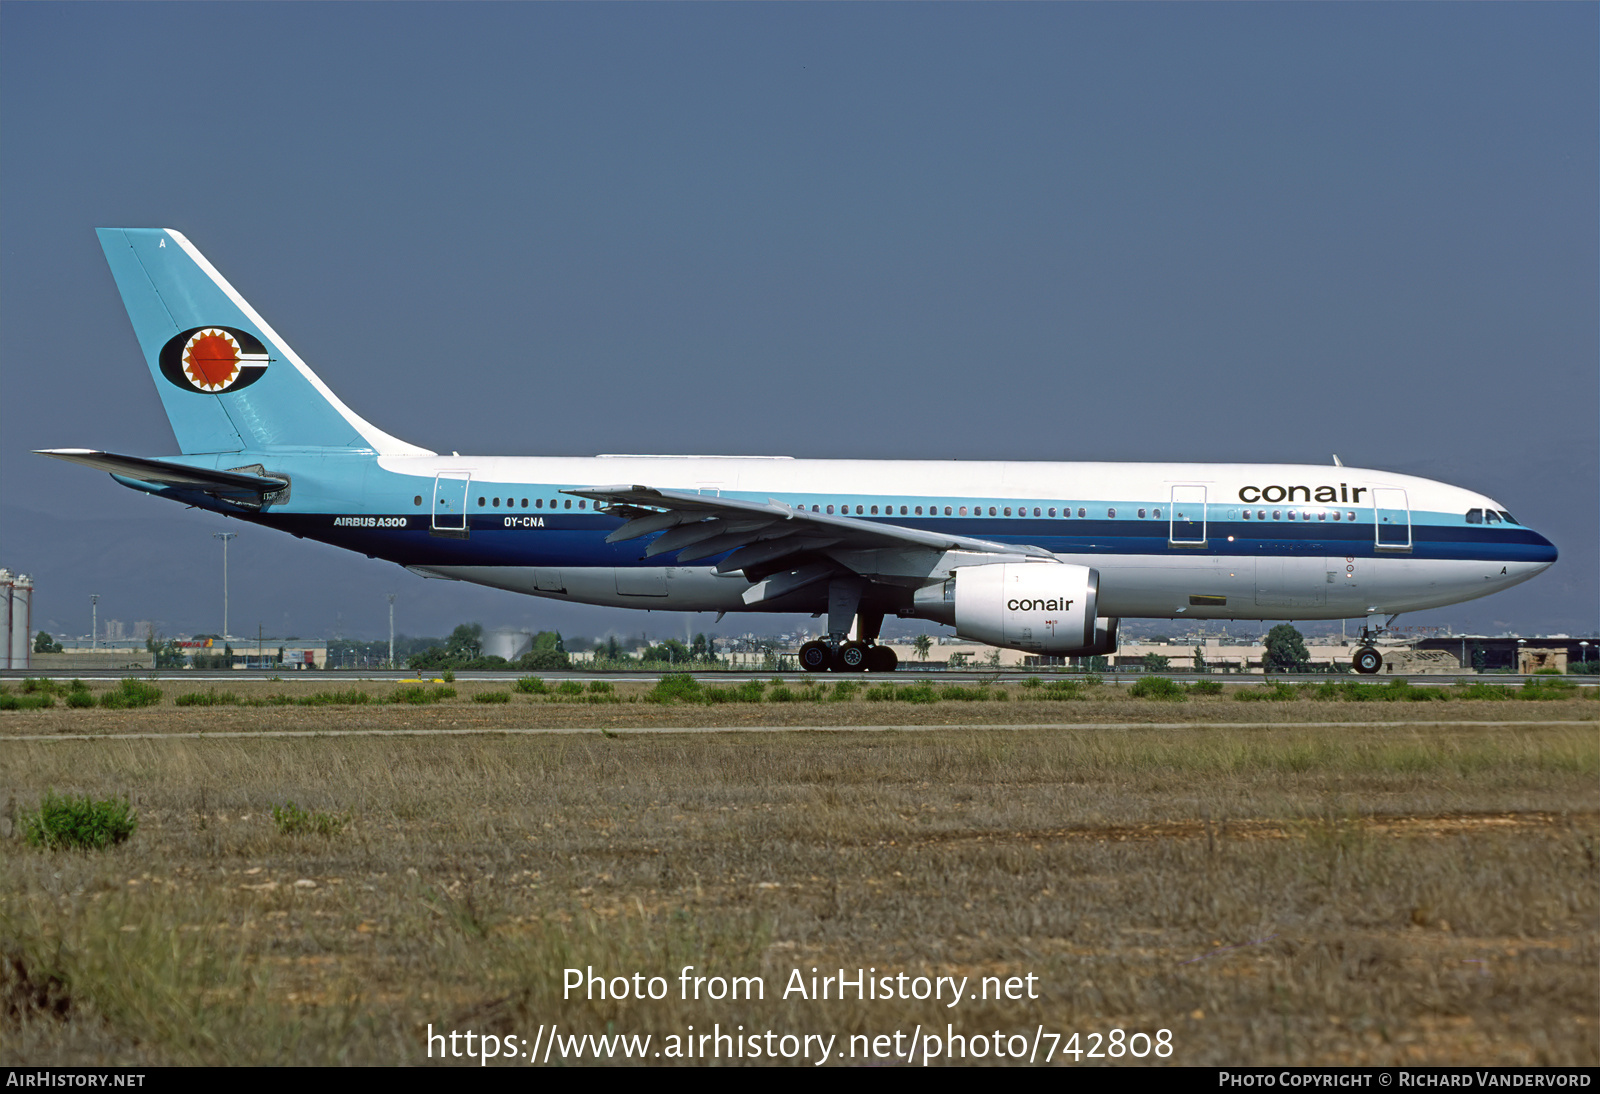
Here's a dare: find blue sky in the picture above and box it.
[2,3,1594,642]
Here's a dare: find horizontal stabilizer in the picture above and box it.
[35,449,288,505]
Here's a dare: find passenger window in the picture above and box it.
[856,505,864,515]
[1346,511,1355,521]
[1287,510,1295,520]
[1138,508,1146,519]
[1466,509,1483,524]
[493,497,500,508]
[987,506,996,516]
[1108,508,1116,518]
[914,506,922,516]
[1033,507,1041,517]
[413,495,422,506]
[1078,508,1086,518]
[536,499,543,508]
[1003,507,1012,517]
[900,506,908,515]
[870,505,878,515]
[477,496,485,507]
[1243,509,1252,520]
[1153,508,1161,519]
[959,506,968,516]
[812,505,819,512]
[826,505,834,514]
[564,500,572,509]
[1048,508,1056,518]
[1273,510,1281,520]
[945,506,953,516]
[1317,510,1325,521]
[1331,511,1339,520]
[579,501,586,510]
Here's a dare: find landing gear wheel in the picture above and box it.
[866,645,898,673]
[836,641,869,672]
[799,641,832,673]
[1353,647,1382,675]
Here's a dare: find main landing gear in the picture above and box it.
[800,639,899,673]
[798,579,900,673]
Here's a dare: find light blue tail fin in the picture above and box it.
[96,229,432,456]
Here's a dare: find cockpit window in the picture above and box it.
[1465,509,1483,524]
[1498,510,1519,525]
[1484,510,1502,524]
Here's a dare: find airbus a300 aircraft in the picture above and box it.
[40,230,1558,674]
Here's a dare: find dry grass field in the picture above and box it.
[1,675,1595,1066]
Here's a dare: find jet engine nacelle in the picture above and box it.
[913,563,1120,656]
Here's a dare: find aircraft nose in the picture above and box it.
[1529,530,1558,567]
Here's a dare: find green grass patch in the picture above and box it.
[390,685,456,705]
[23,790,138,850]
[99,678,163,709]
[0,691,55,710]
[271,801,348,837]
[1128,676,1186,700]
[1237,682,1301,702]
[704,680,767,704]
[828,680,860,702]
[644,674,703,704]
[472,691,511,704]
[175,689,243,707]
[1189,679,1224,696]
[515,677,550,694]
[1018,679,1086,701]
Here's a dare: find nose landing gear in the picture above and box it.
[1351,617,1399,675]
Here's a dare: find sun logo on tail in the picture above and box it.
[159,326,271,394]
[183,329,243,390]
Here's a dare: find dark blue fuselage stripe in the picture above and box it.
[251,513,1558,568]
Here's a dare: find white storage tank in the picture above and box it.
[8,573,32,671]
[484,629,533,662]
[0,570,11,670]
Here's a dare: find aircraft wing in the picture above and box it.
[566,484,1054,601]
[35,449,288,505]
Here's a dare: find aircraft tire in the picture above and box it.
[1353,647,1383,675]
[836,641,870,672]
[799,641,832,673]
[867,645,898,673]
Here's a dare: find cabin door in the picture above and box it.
[1373,488,1411,552]
[432,472,471,538]
[1169,485,1207,546]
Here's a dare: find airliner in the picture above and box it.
[38,230,1558,674]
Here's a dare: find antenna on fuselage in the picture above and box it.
[1332,454,1343,466]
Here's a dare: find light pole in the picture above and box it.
[90,594,99,652]
[213,532,238,639]
[387,593,396,669]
